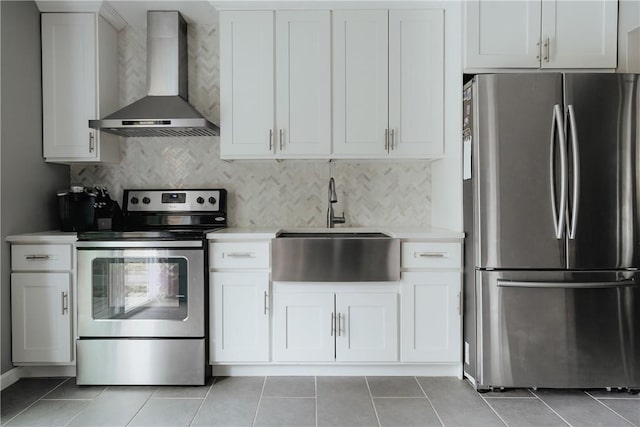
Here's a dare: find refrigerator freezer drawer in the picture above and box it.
[478,270,640,389]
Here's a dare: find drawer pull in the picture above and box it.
[223,252,256,259]
[415,252,447,258]
[25,255,52,260]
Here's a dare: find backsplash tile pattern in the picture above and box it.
[71,16,431,227]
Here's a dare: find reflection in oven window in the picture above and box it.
[91,257,188,320]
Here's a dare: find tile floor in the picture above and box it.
[1,376,638,426]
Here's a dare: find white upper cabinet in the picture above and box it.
[465,0,618,69]
[220,11,275,158]
[541,0,618,69]
[388,10,444,158]
[42,13,120,163]
[332,10,389,157]
[220,10,331,159]
[220,8,444,159]
[333,9,444,158]
[276,11,331,157]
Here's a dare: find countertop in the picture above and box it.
[6,231,77,243]
[207,227,464,240]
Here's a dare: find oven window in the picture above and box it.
[91,257,188,320]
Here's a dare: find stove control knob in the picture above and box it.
[208,197,217,204]
[142,197,151,204]
[196,197,205,204]
[130,197,139,204]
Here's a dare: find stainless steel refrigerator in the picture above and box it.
[463,73,640,391]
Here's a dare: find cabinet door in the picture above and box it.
[465,0,542,68]
[272,291,335,362]
[335,292,398,362]
[275,11,331,157]
[211,272,270,362]
[389,10,444,158]
[220,11,275,159]
[401,272,461,362]
[11,273,71,363]
[332,10,389,157]
[42,13,98,160]
[541,0,617,68]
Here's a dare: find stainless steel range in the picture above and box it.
[76,189,227,385]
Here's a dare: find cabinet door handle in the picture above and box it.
[89,132,95,153]
[279,129,284,151]
[331,312,335,336]
[337,313,342,336]
[536,40,541,61]
[223,252,256,259]
[390,128,395,150]
[384,129,389,151]
[543,37,550,62]
[264,291,269,315]
[415,252,447,258]
[269,129,274,151]
[25,254,51,260]
[458,291,462,315]
[61,291,68,315]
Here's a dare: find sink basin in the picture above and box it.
[272,231,399,282]
[277,231,391,239]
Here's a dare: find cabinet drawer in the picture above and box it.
[401,242,461,270]
[12,244,72,271]
[209,242,270,269]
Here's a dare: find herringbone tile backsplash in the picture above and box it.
[71,16,431,227]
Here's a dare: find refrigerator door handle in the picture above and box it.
[567,104,580,240]
[550,104,568,239]
[497,279,636,289]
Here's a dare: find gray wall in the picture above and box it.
[1,1,70,375]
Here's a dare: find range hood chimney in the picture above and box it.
[89,11,220,137]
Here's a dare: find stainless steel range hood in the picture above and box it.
[89,11,219,137]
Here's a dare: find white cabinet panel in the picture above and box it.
[541,0,618,68]
[220,11,275,158]
[389,10,444,157]
[11,273,72,363]
[272,291,335,362]
[465,0,618,69]
[11,244,72,271]
[211,272,270,362]
[465,0,541,68]
[401,242,461,270]
[276,11,331,157]
[401,271,461,362]
[209,241,270,269]
[332,10,389,157]
[42,13,119,163]
[336,292,398,362]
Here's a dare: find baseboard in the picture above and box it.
[1,365,77,390]
[212,363,462,377]
[1,367,24,390]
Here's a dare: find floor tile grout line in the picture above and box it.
[530,390,573,427]
[478,391,510,426]
[40,377,71,399]
[364,377,382,427]
[251,376,267,427]
[414,377,445,427]
[2,377,70,426]
[314,376,318,427]
[483,396,538,399]
[124,389,157,427]
[188,377,217,427]
[585,391,638,426]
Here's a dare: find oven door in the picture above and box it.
[77,247,204,337]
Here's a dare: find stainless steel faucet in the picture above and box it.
[327,177,346,228]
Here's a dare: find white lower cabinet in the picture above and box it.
[210,272,270,363]
[273,285,398,362]
[401,271,461,362]
[11,273,72,363]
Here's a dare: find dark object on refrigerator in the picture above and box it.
[463,73,640,391]
[57,186,96,232]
